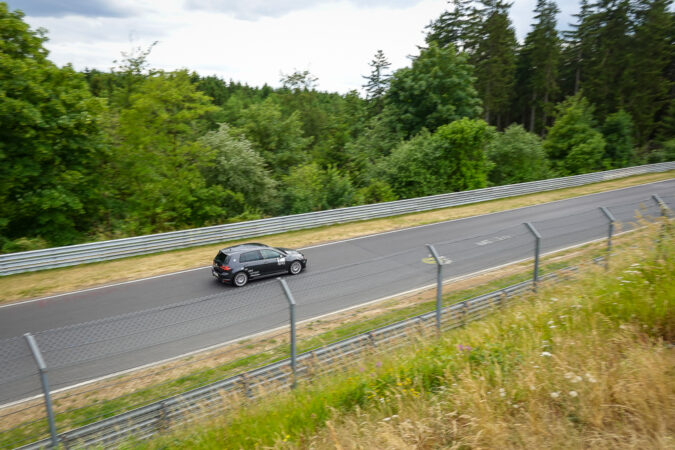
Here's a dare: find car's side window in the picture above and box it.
[260,249,281,260]
[240,250,262,263]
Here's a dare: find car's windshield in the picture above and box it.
[214,251,229,265]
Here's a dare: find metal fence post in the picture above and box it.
[24,333,58,448]
[278,278,297,389]
[525,222,542,292]
[426,244,443,335]
[600,207,616,270]
[652,194,672,250]
[652,194,670,217]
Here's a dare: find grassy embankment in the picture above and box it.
[1,171,673,304]
[134,221,674,449]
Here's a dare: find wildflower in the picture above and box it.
[529,385,536,391]
[457,344,472,352]
[541,351,552,357]
[585,373,597,383]
[376,361,382,368]
[568,391,578,398]
[499,388,506,398]
[550,391,560,399]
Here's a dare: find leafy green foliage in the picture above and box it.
[198,123,278,212]
[232,98,312,177]
[384,42,482,138]
[110,70,227,233]
[0,4,107,247]
[486,124,551,185]
[280,163,355,214]
[382,119,492,198]
[1,0,671,251]
[602,110,635,168]
[544,94,606,175]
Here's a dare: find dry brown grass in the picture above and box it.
[280,227,675,449]
[304,339,673,450]
[1,171,673,304]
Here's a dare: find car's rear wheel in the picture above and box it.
[289,261,302,275]
[233,272,248,287]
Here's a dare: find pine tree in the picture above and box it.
[426,0,471,50]
[472,0,517,128]
[362,50,391,115]
[560,0,594,98]
[518,0,561,135]
[624,0,673,146]
[575,0,633,121]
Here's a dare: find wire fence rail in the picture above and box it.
[16,276,556,450]
[1,190,673,449]
[1,162,673,276]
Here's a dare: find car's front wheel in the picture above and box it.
[233,272,248,287]
[289,261,303,275]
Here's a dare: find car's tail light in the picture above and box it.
[220,265,231,271]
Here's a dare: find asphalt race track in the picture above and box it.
[1,179,673,404]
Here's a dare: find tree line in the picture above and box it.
[0,0,673,252]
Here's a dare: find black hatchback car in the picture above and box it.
[212,243,307,287]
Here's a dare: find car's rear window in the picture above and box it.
[214,251,230,265]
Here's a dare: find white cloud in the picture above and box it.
[14,0,580,94]
[185,0,428,21]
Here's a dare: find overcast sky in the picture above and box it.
[13,0,580,94]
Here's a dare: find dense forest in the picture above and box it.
[0,0,673,252]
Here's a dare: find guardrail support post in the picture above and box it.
[24,333,58,448]
[600,207,616,270]
[525,222,542,292]
[426,244,443,335]
[278,278,297,389]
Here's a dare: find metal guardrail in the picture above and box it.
[2,162,673,276]
[19,272,568,449]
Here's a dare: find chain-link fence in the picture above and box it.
[1,191,673,449]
